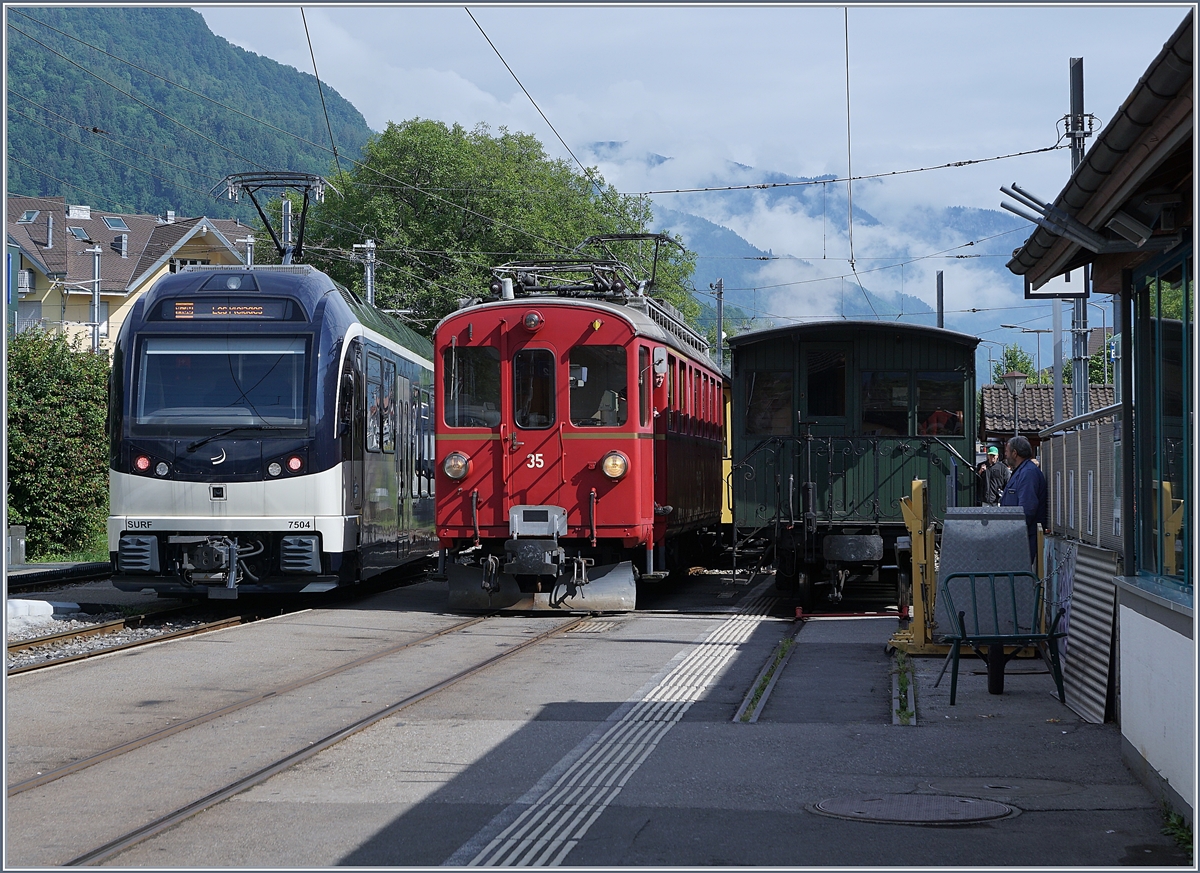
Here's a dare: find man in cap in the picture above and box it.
[983,444,1010,506]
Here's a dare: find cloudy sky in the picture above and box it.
[197,3,1187,366]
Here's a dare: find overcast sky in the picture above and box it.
[197,3,1188,359]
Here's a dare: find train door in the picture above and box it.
[507,346,562,512]
[340,341,364,519]
[798,343,850,521]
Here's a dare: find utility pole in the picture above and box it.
[87,245,102,353]
[1069,57,1091,418]
[237,234,255,268]
[353,239,376,306]
[711,278,724,370]
[936,271,944,328]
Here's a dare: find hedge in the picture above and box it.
[7,329,110,559]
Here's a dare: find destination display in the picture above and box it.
[164,298,291,320]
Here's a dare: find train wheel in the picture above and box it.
[795,570,815,612]
[896,570,912,620]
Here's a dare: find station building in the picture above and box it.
[1006,10,1193,823]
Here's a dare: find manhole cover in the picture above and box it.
[813,794,1015,824]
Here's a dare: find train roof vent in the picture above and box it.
[625,296,710,356]
[182,264,314,275]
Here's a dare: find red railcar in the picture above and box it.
[433,245,723,610]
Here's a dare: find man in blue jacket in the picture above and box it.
[1001,436,1048,568]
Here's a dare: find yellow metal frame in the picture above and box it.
[889,479,950,656]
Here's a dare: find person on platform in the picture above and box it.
[983,445,1010,505]
[1000,436,1048,567]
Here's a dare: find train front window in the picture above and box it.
[514,349,555,429]
[861,371,910,435]
[443,346,500,427]
[135,336,308,428]
[916,372,965,436]
[570,345,627,427]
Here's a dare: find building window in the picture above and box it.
[68,226,90,241]
[18,210,39,224]
[102,216,130,230]
[170,258,210,273]
[1133,249,1192,600]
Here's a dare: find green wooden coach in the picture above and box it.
[728,321,980,608]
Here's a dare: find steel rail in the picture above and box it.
[66,613,587,867]
[6,605,196,655]
[7,615,247,675]
[7,614,491,796]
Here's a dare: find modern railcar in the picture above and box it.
[728,320,979,608]
[108,264,436,599]
[433,239,724,611]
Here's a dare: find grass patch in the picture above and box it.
[1162,805,1192,863]
[740,637,794,723]
[28,527,109,564]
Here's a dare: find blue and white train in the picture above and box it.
[108,264,436,598]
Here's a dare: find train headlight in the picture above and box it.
[268,462,283,477]
[134,455,151,473]
[154,461,169,477]
[523,310,543,331]
[443,452,471,480]
[600,451,628,480]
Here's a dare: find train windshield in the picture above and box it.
[134,336,309,429]
[569,345,627,427]
[443,346,501,427]
[513,349,555,429]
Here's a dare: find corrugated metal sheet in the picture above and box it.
[1053,541,1120,724]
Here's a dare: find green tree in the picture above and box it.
[7,329,110,559]
[301,119,697,336]
[991,343,1039,384]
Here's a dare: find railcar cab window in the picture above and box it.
[745,370,793,435]
[514,348,555,429]
[916,372,964,436]
[638,347,650,427]
[861,371,909,435]
[443,346,500,427]
[570,345,627,427]
[135,336,308,430]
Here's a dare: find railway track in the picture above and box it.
[7,609,588,867]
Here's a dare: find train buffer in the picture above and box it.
[934,570,1067,705]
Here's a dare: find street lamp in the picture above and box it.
[1002,370,1028,439]
[1000,324,1053,382]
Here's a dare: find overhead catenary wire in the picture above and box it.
[300,8,344,180]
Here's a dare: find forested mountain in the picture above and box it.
[6,6,374,219]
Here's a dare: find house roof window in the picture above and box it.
[18,210,40,223]
[102,216,129,230]
[68,226,90,241]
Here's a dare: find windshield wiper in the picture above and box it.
[186,425,285,453]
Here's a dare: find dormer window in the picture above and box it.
[102,216,129,230]
[68,226,90,241]
[18,210,39,224]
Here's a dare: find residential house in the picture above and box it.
[6,196,251,353]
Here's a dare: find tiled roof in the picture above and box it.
[7,195,248,294]
[980,383,1116,439]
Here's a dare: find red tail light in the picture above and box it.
[134,455,151,472]
[287,455,303,473]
